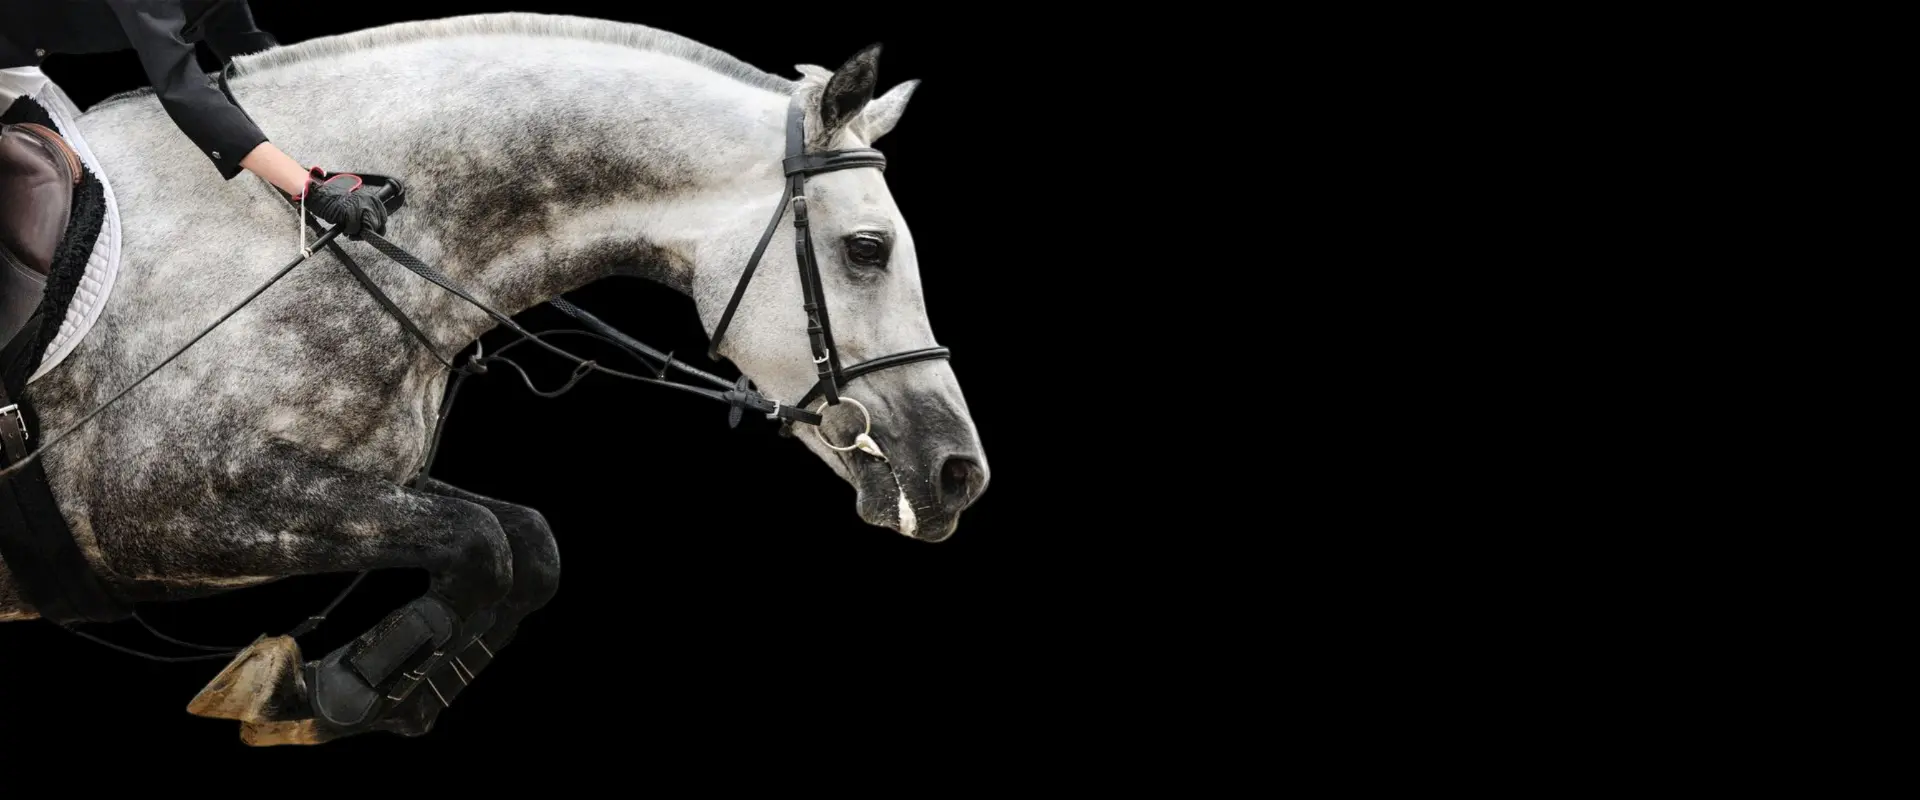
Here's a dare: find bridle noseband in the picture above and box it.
[706,92,951,442]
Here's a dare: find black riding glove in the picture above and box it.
[298,169,387,237]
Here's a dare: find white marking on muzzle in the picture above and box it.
[878,459,918,538]
[897,484,918,538]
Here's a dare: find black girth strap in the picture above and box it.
[0,312,132,624]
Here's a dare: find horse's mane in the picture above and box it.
[94,12,796,108]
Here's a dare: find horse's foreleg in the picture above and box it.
[368,477,562,735]
[412,477,560,641]
[165,441,512,745]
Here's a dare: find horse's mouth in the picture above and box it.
[849,454,957,543]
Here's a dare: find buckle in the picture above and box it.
[0,403,26,442]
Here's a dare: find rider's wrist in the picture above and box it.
[286,167,327,200]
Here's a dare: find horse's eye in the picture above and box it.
[845,234,888,268]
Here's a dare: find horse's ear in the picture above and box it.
[857,79,918,143]
[818,42,882,140]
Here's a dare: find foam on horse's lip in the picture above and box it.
[879,460,917,538]
[897,485,918,539]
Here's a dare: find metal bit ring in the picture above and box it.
[817,397,872,452]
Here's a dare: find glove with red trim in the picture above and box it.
[293,166,387,237]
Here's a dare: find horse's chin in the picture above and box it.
[849,457,959,543]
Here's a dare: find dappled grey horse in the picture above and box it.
[0,12,987,744]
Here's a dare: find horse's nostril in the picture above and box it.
[937,455,986,511]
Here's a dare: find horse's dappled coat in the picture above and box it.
[0,11,987,743]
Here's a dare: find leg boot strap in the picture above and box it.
[407,608,499,710]
[309,595,457,728]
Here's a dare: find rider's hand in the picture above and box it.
[296,168,387,237]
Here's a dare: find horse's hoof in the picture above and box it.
[238,718,337,747]
[186,635,308,723]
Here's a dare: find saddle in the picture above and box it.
[0,104,125,626]
[0,120,75,351]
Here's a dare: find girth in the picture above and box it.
[0,311,130,624]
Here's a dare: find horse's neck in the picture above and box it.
[231,44,792,349]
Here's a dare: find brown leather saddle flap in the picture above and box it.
[0,121,79,348]
[0,121,79,278]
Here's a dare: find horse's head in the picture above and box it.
[695,44,987,542]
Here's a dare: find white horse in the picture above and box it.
[0,12,986,744]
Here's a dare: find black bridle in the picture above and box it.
[706,92,950,429]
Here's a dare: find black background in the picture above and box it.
[0,1,1141,762]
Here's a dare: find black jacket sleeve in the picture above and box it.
[192,1,278,63]
[106,0,267,180]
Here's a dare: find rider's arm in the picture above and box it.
[185,2,309,196]
[103,0,275,184]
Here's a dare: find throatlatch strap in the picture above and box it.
[706,183,793,361]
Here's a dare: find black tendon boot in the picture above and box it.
[306,595,461,731]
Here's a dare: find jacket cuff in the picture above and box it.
[209,132,268,181]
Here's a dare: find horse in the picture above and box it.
[0,11,987,745]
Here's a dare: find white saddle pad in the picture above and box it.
[4,72,123,385]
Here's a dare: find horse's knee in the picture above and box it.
[435,506,513,611]
[497,505,560,610]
